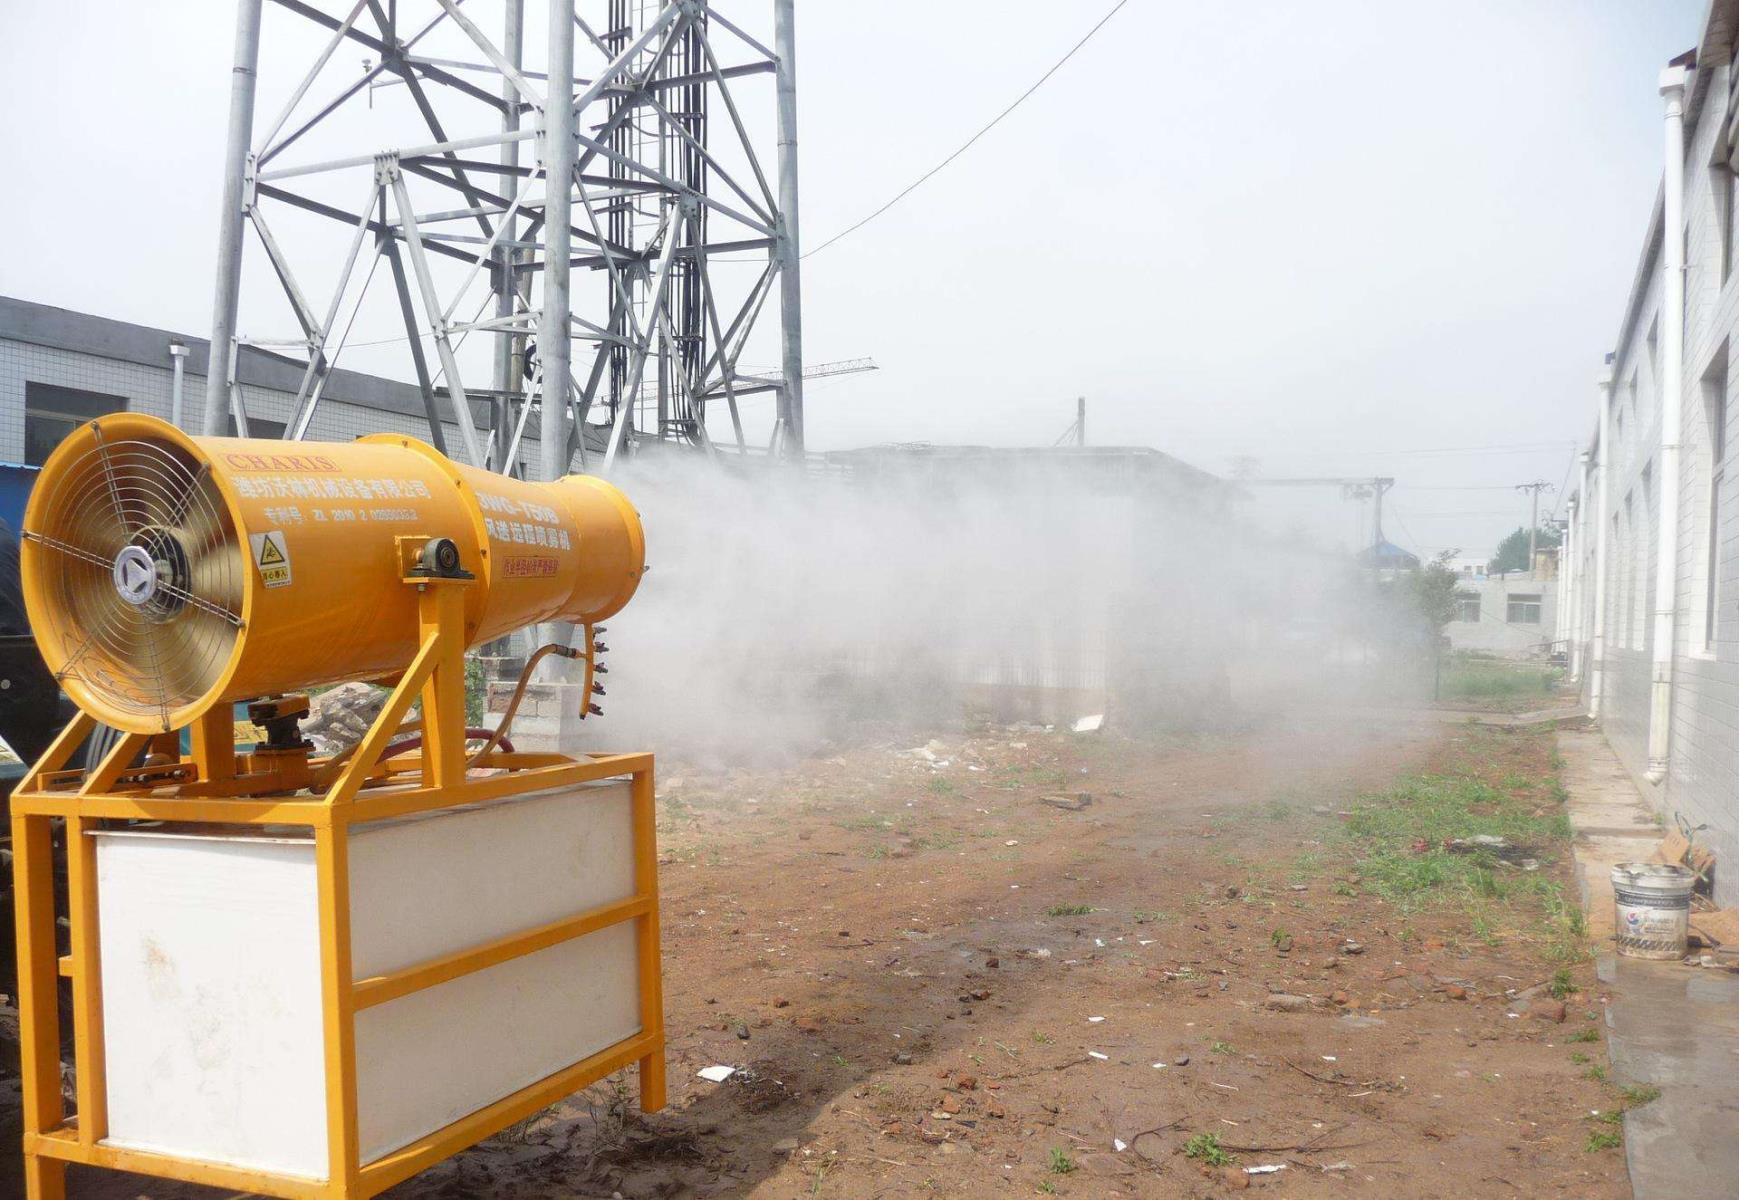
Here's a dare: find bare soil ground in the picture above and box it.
[4,712,1632,1199]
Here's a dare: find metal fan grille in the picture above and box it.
[24,426,243,731]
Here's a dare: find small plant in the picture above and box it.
[1570,1052,1590,1065]
[1210,1039,1233,1055]
[927,777,954,795]
[1620,1083,1661,1108]
[1332,881,1358,897]
[1548,968,1578,1000]
[1031,1030,1053,1045]
[1586,1128,1622,1152]
[1037,1180,1057,1196]
[1584,1064,1607,1083]
[1047,1148,1076,1175]
[1183,1131,1232,1167]
[1270,928,1290,948]
[1046,903,1094,917]
[1567,1027,1600,1044]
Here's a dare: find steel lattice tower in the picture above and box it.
[202,0,804,479]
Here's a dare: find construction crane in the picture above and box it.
[1242,476,1398,553]
[734,357,879,395]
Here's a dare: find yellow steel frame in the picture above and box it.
[10,575,665,1200]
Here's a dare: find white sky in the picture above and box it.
[0,0,1708,558]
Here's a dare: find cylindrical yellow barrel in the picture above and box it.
[21,412,645,733]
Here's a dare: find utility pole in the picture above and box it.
[1076,397,1086,447]
[203,0,264,435]
[774,0,805,454]
[1516,480,1555,571]
[1370,477,1395,548]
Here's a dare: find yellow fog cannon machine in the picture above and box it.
[11,413,663,1200]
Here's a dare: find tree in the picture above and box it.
[1410,552,1461,639]
[1491,525,1561,574]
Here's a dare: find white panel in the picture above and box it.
[348,780,634,977]
[91,780,645,1178]
[355,922,640,1163]
[95,833,329,1180]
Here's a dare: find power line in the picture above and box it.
[802,0,1135,259]
[1399,483,1532,491]
[1259,440,1576,459]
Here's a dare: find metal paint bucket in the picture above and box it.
[1611,863,1696,960]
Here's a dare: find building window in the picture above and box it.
[1455,593,1481,622]
[221,415,287,440]
[24,382,128,466]
[1507,594,1543,625]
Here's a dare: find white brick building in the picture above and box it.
[1561,2,1739,906]
[0,295,553,474]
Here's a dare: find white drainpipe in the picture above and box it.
[1647,64,1690,783]
[169,340,189,430]
[1591,364,1614,718]
[1571,450,1591,680]
[1562,493,1578,677]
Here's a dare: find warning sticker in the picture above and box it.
[249,530,293,588]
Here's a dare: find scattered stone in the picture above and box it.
[1323,956,1341,970]
[1338,1014,1385,1030]
[1174,1055,1191,1066]
[1330,990,1350,1006]
[734,1023,750,1040]
[772,997,790,1008]
[987,1102,1006,1119]
[771,1137,799,1154]
[1223,1166,1251,1189]
[1274,934,1294,953]
[1264,993,1311,1013]
[1445,985,1468,1001]
[892,1052,913,1065]
[1225,885,1240,899]
[1530,1000,1567,1023]
[957,1074,978,1090]
[986,957,1000,969]
[939,1095,962,1114]
[1342,941,1366,955]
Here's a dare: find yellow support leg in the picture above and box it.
[13,814,66,1200]
[315,820,360,1196]
[631,765,667,1112]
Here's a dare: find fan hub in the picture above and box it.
[112,545,160,607]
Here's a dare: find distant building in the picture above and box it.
[1353,538,1420,578]
[1450,556,1490,581]
[1447,571,1557,658]
[0,295,552,474]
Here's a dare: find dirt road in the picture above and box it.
[14,710,1631,1199]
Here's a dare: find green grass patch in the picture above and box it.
[1586,1127,1622,1152]
[1183,1132,1232,1166]
[1567,1026,1600,1044]
[1439,658,1562,700]
[1620,1083,1661,1108]
[1045,903,1094,917]
[1047,1148,1076,1175]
